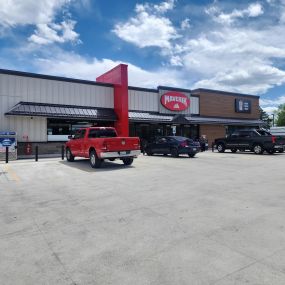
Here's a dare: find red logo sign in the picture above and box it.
[160,92,190,111]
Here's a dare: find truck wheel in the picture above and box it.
[90,150,102,168]
[231,148,237,153]
[66,148,74,162]
[217,143,225,153]
[253,144,264,155]
[122,157,133,166]
[171,148,179,157]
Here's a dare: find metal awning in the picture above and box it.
[129,111,173,122]
[5,102,117,121]
[186,116,264,126]
[129,111,264,126]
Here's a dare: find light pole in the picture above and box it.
[272,114,275,127]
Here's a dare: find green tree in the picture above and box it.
[276,104,285,126]
[259,107,272,128]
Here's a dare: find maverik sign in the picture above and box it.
[160,91,190,111]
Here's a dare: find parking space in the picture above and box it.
[1,152,285,284]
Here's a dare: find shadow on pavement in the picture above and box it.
[59,158,135,173]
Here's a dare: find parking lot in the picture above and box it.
[1,151,285,285]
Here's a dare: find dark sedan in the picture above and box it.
[145,136,200,157]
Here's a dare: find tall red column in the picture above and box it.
[96,64,129,137]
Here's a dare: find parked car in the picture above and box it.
[65,127,141,168]
[145,136,200,157]
[214,129,285,154]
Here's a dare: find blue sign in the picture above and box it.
[0,137,16,152]
[235,99,251,113]
[0,131,16,135]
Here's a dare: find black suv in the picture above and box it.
[214,129,285,154]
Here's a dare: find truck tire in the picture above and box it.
[171,148,179,157]
[231,148,237,153]
[122,157,133,166]
[253,144,264,155]
[89,150,102,168]
[217,143,225,153]
[66,148,74,162]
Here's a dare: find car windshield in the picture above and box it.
[169,136,188,142]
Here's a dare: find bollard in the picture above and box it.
[35,146,38,162]
[5,146,8,163]
[61,145,64,160]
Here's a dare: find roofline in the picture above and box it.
[0,68,114,88]
[191,88,260,99]
[0,68,259,99]
[158,85,192,93]
[128,86,158,93]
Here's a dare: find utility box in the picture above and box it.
[0,131,17,161]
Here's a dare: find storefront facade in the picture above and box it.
[0,64,263,156]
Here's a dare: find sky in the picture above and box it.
[0,0,285,114]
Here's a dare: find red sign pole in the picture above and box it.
[96,64,129,137]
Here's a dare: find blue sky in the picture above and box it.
[1,0,285,114]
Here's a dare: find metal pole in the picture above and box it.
[61,145,64,160]
[5,147,8,163]
[35,146,38,162]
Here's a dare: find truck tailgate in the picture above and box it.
[103,137,140,151]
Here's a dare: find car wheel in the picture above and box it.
[267,149,275,154]
[253,144,264,155]
[122,157,133,166]
[171,148,179,157]
[66,148,74,162]
[188,153,196,158]
[89,150,102,168]
[239,148,246,152]
[278,149,284,153]
[217,143,225,153]
[231,148,237,153]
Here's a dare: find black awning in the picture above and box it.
[186,116,265,126]
[5,102,117,121]
[129,111,173,123]
[171,114,190,124]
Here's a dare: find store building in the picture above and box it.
[0,64,263,156]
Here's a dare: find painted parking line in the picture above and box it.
[0,164,20,182]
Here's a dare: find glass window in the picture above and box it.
[88,129,117,138]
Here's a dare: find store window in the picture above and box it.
[47,119,114,141]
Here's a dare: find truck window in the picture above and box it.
[74,129,86,139]
[88,129,117,138]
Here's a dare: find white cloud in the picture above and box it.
[0,0,80,45]
[181,18,191,30]
[206,2,264,24]
[113,0,179,49]
[34,50,186,88]
[262,106,278,114]
[260,95,285,114]
[29,20,80,45]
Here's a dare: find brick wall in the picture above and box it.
[200,125,226,146]
[192,90,260,119]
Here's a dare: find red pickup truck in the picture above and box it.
[65,127,141,168]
